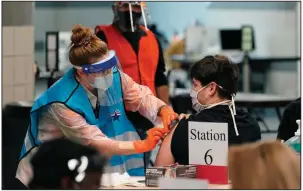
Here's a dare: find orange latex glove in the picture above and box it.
[133,127,167,153]
[159,106,179,131]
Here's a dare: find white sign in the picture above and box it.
[159,177,208,189]
[59,32,72,71]
[47,35,57,50]
[188,121,228,166]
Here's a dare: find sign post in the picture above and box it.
[188,121,229,184]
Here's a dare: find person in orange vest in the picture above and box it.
[95,1,170,167]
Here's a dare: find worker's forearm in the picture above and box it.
[90,138,138,158]
[156,85,170,105]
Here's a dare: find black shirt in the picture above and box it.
[95,26,168,87]
[277,98,301,141]
[171,105,261,165]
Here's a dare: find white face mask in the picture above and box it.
[91,73,113,90]
[190,86,207,112]
[190,84,239,136]
[190,88,231,112]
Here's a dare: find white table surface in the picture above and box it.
[102,176,230,190]
[235,93,297,102]
[173,89,296,102]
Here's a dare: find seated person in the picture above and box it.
[228,140,300,189]
[155,55,262,166]
[28,138,107,189]
[277,98,301,141]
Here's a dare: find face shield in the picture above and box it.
[75,50,128,106]
[115,1,149,32]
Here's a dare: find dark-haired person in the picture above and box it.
[95,1,170,167]
[154,55,262,166]
[16,24,178,187]
[277,98,301,141]
[28,138,107,189]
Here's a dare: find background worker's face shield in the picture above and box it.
[114,1,149,32]
[77,50,128,106]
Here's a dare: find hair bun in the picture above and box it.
[71,24,94,46]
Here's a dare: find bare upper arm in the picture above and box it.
[154,124,177,166]
[155,114,191,166]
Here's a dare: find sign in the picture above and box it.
[159,177,208,189]
[58,32,72,71]
[188,121,229,184]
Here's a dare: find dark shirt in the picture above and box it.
[277,98,301,141]
[171,105,262,165]
[96,26,168,87]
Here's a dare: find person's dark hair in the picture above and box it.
[190,55,239,99]
[28,139,107,189]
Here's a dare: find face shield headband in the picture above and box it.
[75,50,118,75]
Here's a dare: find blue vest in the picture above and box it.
[19,68,144,176]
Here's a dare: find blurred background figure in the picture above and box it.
[165,34,185,71]
[164,35,189,102]
[28,138,107,189]
[149,23,169,49]
[228,140,300,189]
[277,98,301,141]
[171,30,182,43]
[34,60,40,80]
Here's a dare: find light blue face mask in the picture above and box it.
[91,72,113,91]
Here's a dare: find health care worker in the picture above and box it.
[16,25,178,187]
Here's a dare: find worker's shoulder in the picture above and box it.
[94,25,104,32]
[145,29,157,37]
[95,24,113,33]
[94,25,110,42]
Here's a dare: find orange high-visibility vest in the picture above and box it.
[95,24,159,95]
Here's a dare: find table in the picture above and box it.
[170,54,300,93]
[171,54,300,66]
[236,93,298,133]
[110,184,230,189]
[235,93,297,108]
[170,91,298,133]
[172,91,297,109]
[102,176,230,189]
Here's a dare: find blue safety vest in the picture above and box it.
[19,68,145,176]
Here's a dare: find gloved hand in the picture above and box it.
[159,106,179,131]
[133,127,167,153]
